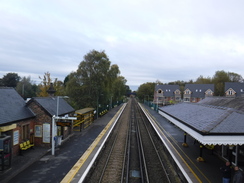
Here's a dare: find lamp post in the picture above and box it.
[110,96,113,110]
[51,115,56,156]
[52,96,69,156]
[96,94,103,119]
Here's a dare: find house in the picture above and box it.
[0,87,36,170]
[225,82,244,97]
[154,84,181,105]
[183,84,214,102]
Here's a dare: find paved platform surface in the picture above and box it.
[0,103,238,183]
[0,106,121,183]
[143,104,235,183]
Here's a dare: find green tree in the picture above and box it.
[1,72,21,87]
[65,50,126,110]
[111,76,127,104]
[137,82,155,102]
[195,75,212,84]
[228,72,244,82]
[16,76,37,99]
[212,70,230,96]
[37,72,65,97]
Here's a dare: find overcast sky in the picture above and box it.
[1,0,244,91]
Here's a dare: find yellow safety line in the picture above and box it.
[143,107,211,183]
[60,105,125,183]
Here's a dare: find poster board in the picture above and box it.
[43,123,50,143]
[35,125,42,137]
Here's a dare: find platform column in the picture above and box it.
[228,145,234,164]
[197,144,204,162]
[182,132,188,147]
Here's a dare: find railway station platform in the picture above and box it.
[63,102,230,183]
[1,102,234,183]
[142,104,230,183]
[0,105,122,183]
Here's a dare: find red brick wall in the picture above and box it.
[28,102,52,147]
[10,118,35,157]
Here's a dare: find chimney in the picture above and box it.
[47,83,56,97]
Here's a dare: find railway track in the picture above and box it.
[84,98,180,183]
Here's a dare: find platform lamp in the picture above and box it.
[52,96,69,156]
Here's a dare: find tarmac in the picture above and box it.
[0,103,238,183]
[0,106,121,183]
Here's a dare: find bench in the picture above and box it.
[19,140,34,155]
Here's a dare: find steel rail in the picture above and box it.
[135,101,149,183]
[138,103,172,183]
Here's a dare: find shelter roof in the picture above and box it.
[159,97,244,145]
[76,108,95,115]
[198,97,244,112]
[0,87,35,125]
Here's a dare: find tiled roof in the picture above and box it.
[31,97,75,116]
[184,84,214,98]
[0,87,35,125]
[225,82,244,96]
[155,84,180,97]
[198,97,244,112]
[159,102,244,134]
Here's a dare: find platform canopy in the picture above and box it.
[75,108,95,115]
[159,97,244,146]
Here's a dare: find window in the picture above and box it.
[175,90,180,94]
[228,90,233,95]
[185,89,191,94]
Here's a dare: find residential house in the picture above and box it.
[225,82,244,97]
[183,84,214,102]
[154,84,181,105]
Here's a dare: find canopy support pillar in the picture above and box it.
[182,132,188,147]
[197,144,204,162]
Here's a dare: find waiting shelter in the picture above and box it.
[74,108,95,131]
[158,97,244,166]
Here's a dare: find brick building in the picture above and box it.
[0,86,75,163]
[0,87,35,158]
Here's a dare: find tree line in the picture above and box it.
[1,49,243,108]
[0,50,131,110]
[136,70,244,102]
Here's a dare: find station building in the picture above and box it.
[0,86,75,171]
